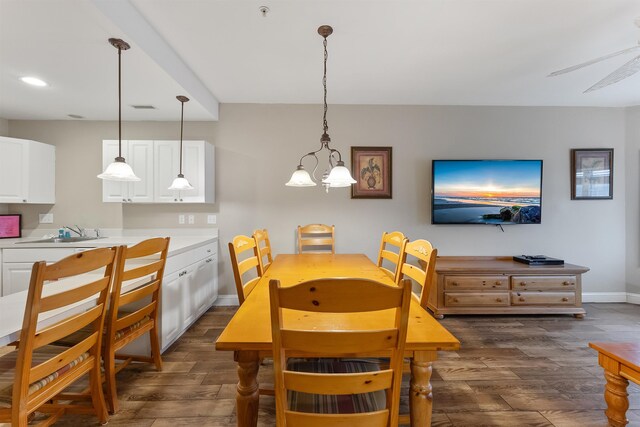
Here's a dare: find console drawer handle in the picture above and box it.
[520,282,527,286]
[519,297,525,302]
[451,282,458,286]
[562,297,569,302]
[563,281,571,286]
[452,298,459,303]
[496,298,502,303]
[495,281,502,286]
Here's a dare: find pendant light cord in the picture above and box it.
[322,36,328,135]
[179,99,184,175]
[118,44,122,159]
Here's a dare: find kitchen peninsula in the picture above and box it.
[0,230,218,351]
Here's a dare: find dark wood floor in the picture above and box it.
[26,303,640,426]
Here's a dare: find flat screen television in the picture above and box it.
[432,160,543,225]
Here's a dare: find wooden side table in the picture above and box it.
[589,342,640,427]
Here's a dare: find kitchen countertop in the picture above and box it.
[0,231,218,257]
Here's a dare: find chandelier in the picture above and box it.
[286,25,356,192]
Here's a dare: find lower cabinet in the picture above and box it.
[160,241,218,352]
[427,256,589,318]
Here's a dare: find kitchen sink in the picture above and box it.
[15,236,106,244]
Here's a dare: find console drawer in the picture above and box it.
[511,292,576,306]
[511,276,577,291]
[445,292,510,307]
[444,275,507,290]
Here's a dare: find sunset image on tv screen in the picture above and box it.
[432,160,542,224]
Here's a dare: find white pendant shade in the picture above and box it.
[286,167,317,187]
[322,163,356,187]
[168,175,194,190]
[98,159,141,181]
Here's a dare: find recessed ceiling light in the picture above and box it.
[20,76,48,87]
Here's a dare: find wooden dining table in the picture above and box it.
[215,253,460,427]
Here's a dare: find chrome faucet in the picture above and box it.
[64,225,86,237]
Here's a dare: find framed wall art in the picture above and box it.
[351,146,392,199]
[571,148,613,200]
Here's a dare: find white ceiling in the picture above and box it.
[1,0,639,121]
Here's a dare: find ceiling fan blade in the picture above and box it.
[548,46,640,77]
[584,54,640,92]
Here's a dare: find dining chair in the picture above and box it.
[228,235,262,305]
[253,228,273,274]
[103,237,170,413]
[399,239,438,309]
[269,277,412,426]
[0,247,118,426]
[297,224,335,254]
[376,231,408,283]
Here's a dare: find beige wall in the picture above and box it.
[0,118,8,135]
[626,107,640,294]
[7,104,629,298]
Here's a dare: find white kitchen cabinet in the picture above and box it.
[153,140,215,203]
[0,136,55,204]
[102,140,154,203]
[1,262,33,295]
[160,241,218,351]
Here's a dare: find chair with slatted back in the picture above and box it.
[229,235,262,305]
[297,224,335,254]
[253,228,273,274]
[269,277,411,427]
[399,239,438,309]
[103,237,170,413]
[0,247,118,426]
[376,231,408,283]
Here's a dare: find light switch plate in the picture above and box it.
[178,214,185,224]
[188,214,195,225]
[39,213,54,224]
[207,214,216,224]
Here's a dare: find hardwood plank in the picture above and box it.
[447,411,553,426]
[135,400,235,418]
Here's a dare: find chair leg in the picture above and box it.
[150,326,163,371]
[89,363,109,424]
[104,349,119,414]
[13,412,29,427]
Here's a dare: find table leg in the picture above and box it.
[603,370,629,427]
[234,350,260,427]
[410,350,436,427]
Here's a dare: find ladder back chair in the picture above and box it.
[0,247,118,426]
[269,277,412,427]
[376,231,409,283]
[399,239,438,309]
[297,224,335,254]
[103,237,170,413]
[253,228,273,274]
[228,235,262,305]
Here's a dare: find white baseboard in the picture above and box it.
[582,292,628,303]
[213,295,240,306]
[627,293,640,305]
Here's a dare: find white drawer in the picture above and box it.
[2,248,95,263]
[165,242,217,275]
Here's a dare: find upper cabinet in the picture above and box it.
[0,137,55,204]
[102,140,214,204]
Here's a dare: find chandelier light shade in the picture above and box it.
[286,25,356,191]
[98,38,140,182]
[168,95,194,190]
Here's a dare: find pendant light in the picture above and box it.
[286,25,356,191]
[168,96,194,190]
[98,38,140,182]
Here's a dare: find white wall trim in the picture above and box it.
[627,293,640,305]
[583,292,640,303]
[214,294,240,306]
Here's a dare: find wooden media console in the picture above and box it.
[427,256,589,318]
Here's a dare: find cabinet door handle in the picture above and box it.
[207,249,212,253]
[451,282,458,286]
[128,198,132,202]
[562,297,569,302]
[22,199,27,202]
[496,298,502,303]
[495,281,502,286]
[180,198,183,202]
[122,198,127,202]
[563,281,571,286]
[452,298,459,303]
[174,198,178,202]
[205,258,212,263]
[519,297,525,302]
[520,282,527,286]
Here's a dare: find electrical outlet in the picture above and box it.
[39,213,54,224]
[188,214,195,225]
[207,214,217,224]
[178,214,185,224]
